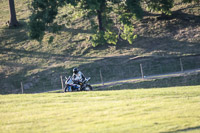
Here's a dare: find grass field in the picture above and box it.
[1,85,200,133]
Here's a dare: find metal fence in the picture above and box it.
[84,55,200,85]
[1,55,200,94]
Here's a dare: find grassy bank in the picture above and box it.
[1,85,200,133]
[104,72,200,91]
[0,0,199,94]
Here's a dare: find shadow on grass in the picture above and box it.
[161,125,200,133]
[1,51,200,94]
[99,73,200,91]
[46,72,200,94]
[61,27,93,35]
[0,20,29,46]
[0,64,68,94]
[0,47,99,61]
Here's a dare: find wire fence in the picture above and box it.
[84,55,200,85]
[1,55,200,94]
[23,55,200,93]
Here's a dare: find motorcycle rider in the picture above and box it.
[72,68,85,90]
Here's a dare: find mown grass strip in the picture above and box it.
[0,85,200,133]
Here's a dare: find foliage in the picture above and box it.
[29,0,59,41]
[104,30,118,44]
[30,0,193,46]
[182,0,200,3]
[29,0,143,46]
[81,0,143,46]
[143,0,174,15]
[143,0,199,16]
[91,31,107,47]
[120,24,137,44]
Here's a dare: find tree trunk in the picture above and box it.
[97,0,106,31]
[8,0,19,27]
[97,10,104,31]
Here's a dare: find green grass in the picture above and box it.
[1,85,200,133]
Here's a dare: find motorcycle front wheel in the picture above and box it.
[64,85,72,92]
[64,85,68,92]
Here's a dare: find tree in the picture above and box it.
[29,0,76,41]
[82,0,143,46]
[8,0,19,27]
[182,0,199,3]
[29,0,142,46]
[143,0,174,15]
[29,0,143,46]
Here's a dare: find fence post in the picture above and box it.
[140,64,144,79]
[180,58,184,72]
[21,82,24,94]
[60,75,64,91]
[100,69,104,86]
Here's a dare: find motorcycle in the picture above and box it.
[64,76,93,92]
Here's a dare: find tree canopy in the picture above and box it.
[28,0,198,46]
[29,0,143,46]
[143,0,174,15]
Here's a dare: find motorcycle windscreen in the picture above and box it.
[66,78,73,84]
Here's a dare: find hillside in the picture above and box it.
[0,0,200,93]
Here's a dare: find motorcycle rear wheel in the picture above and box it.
[64,85,68,92]
[84,85,93,91]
